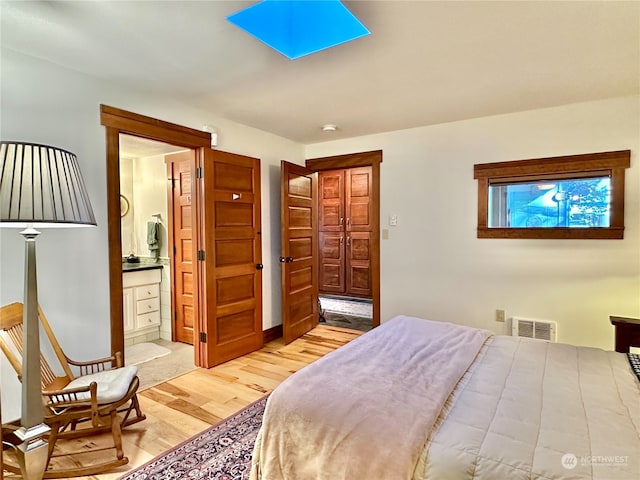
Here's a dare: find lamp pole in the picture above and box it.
[14,226,50,480]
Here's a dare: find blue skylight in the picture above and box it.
[227,0,370,60]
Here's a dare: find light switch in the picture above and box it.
[389,214,398,226]
[382,229,389,240]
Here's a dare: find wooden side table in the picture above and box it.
[610,316,640,353]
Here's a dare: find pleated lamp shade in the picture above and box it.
[0,141,96,228]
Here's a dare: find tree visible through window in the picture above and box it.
[489,176,611,228]
[474,150,630,239]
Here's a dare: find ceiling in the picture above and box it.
[2,1,639,144]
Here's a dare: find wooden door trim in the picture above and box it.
[305,150,382,328]
[101,105,210,147]
[306,150,382,171]
[100,105,210,363]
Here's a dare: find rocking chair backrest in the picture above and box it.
[0,302,75,390]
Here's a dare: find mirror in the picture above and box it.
[120,194,130,217]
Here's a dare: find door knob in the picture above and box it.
[286,257,294,263]
[256,263,264,270]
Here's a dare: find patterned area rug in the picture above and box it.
[118,396,267,479]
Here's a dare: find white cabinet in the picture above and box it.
[123,287,135,332]
[123,268,162,342]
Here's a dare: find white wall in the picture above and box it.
[306,96,640,350]
[0,50,304,420]
[130,153,172,259]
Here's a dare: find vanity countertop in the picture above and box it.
[122,262,164,273]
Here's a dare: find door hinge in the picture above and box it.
[196,167,203,179]
[197,250,205,261]
[199,332,207,343]
[169,178,175,189]
[174,311,177,321]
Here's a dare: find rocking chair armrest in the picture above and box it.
[65,351,123,374]
[44,382,99,409]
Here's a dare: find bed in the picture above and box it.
[250,315,640,479]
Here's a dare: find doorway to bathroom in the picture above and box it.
[101,105,264,370]
[118,133,196,385]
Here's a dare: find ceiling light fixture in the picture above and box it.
[227,0,370,60]
[322,124,337,132]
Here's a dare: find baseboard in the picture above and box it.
[263,324,283,343]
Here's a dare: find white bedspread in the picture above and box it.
[420,336,640,479]
[251,318,640,479]
[251,315,491,480]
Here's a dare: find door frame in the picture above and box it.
[306,150,382,328]
[100,105,211,363]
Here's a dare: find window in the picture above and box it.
[474,150,630,239]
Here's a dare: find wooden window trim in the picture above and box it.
[473,150,631,239]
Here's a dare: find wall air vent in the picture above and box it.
[511,317,557,342]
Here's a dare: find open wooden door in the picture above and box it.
[281,161,318,344]
[198,148,263,367]
[166,151,196,345]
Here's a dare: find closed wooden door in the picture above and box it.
[167,151,196,344]
[318,166,372,297]
[199,149,263,367]
[318,170,344,231]
[345,167,372,296]
[346,167,372,232]
[346,231,372,297]
[281,161,318,344]
[319,231,345,293]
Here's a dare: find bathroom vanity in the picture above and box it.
[122,264,163,345]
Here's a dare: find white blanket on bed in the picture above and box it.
[420,336,640,479]
[250,315,492,480]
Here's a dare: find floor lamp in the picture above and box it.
[0,141,96,479]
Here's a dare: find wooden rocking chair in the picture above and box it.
[0,302,146,478]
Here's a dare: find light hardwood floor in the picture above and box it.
[2,325,360,480]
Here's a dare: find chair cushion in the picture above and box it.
[65,365,138,404]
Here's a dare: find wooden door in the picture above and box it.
[318,170,344,231]
[199,149,263,367]
[346,231,372,297]
[318,166,372,297]
[166,151,196,344]
[318,170,345,294]
[281,161,318,344]
[319,231,345,293]
[346,167,372,232]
